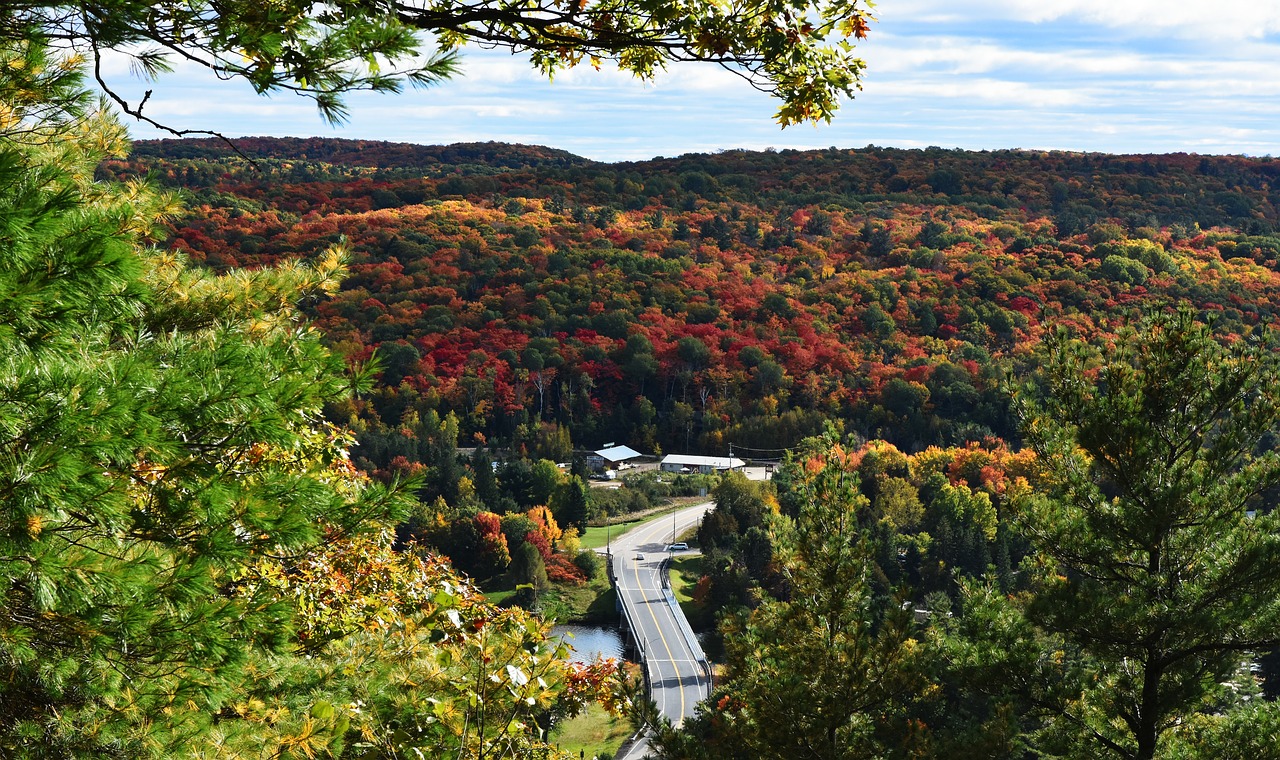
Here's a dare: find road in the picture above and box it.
[608,503,713,729]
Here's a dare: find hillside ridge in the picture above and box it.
[132,136,593,170]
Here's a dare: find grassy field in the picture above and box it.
[551,702,632,758]
[483,587,517,607]
[579,496,711,550]
[668,554,711,630]
[579,516,647,551]
[669,554,703,602]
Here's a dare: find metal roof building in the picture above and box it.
[586,445,645,470]
[659,454,746,474]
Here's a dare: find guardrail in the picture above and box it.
[611,551,646,661]
[608,538,716,721]
[658,556,714,697]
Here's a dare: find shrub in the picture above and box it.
[573,550,602,580]
[546,553,587,585]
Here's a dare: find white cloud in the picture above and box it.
[865,77,1088,108]
[1003,0,1280,40]
[92,0,1280,160]
[884,0,1280,40]
[867,36,1159,76]
[392,102,565,119]
[448,52,541,84]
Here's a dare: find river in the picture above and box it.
[552,624,625,664]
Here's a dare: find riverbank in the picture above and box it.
[540,572,617,625]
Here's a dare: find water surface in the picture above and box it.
[552,624,625,664]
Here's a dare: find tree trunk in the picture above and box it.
[1136,653,1162,760]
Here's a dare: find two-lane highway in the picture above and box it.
[608,503,713,727]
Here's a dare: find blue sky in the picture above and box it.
[103,0,1280,162]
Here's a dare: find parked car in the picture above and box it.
[667,542,689,551]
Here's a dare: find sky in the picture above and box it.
[102,0,1280,162]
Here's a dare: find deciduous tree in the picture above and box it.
[9,0,874,132]
[230,528,621,759]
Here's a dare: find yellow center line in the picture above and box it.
[629,514,690,722]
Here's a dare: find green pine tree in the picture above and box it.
[0,42,408,758]
[552,475,592,531]
[1015,309,1280,759]
[653,432,934,759]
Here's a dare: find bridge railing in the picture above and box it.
[659,556,713,698]
[608,540,715,704]
[611,551,646,661]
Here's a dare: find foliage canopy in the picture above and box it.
[6,0,874,129]
[0,39,620,759]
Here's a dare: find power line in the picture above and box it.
[728,443,799,454]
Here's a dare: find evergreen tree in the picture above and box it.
[553,475,592,531]
[1015,309,1280,759]
[470,446,504,509]
[0,45,412,757]
[652,433,934,759]
[509,542,549,607]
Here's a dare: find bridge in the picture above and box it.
[607,503,714,728]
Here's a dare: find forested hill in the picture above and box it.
[131,136,590,171]
[132,138,1280,231]
[106,138,1280,472]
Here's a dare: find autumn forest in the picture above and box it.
[82,137,1280,759]
[108,138,1280,464]
[11,0,1280,751]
